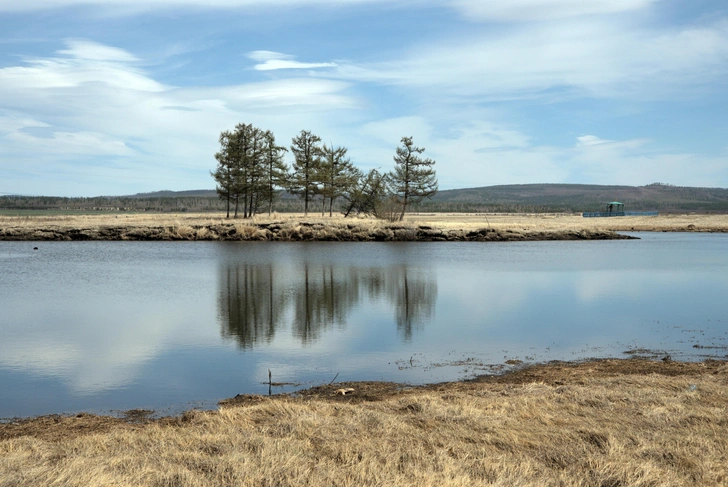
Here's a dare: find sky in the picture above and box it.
[0,0,727,197]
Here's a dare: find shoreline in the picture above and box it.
[2,357,727,486]
[1,212,727,243]
[5,211,728,241]
[2,356,725,427]
[0,220,635,242]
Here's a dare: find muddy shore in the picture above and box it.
[0,358,720,438]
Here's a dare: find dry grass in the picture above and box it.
[1,212,726,235]
[2,360,727,486]
[405,212,728,233]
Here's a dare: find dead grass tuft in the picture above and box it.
[233,223,258,239]
[2,360,727,486]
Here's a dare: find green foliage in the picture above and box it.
[318,144,360,217]
[389,136,438,220]
[341,169,389,218]
[261,131,289,216]
[211,123,290,218]
[289,130,323,217]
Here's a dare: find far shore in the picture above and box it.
[1,212,727,242]
[2,358,727,486]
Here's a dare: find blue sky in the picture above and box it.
[1,0,727,197]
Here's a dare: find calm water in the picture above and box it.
[1,233,727,418]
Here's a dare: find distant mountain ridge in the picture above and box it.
[421,183,728,213]
[2,183,728,213]
[123,189,217,198]
[120,183,728,213]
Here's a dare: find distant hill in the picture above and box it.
[2,183,727,213]
[123,190,217,198]
[415,183,728,213]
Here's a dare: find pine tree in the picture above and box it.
[212,123,268,218]
[318,144,360,217]
[289,130,323,217]
[389,136,438,221]
[261,130,289,216]
[211,130,236,218]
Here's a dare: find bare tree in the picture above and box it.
[342,168,388,218]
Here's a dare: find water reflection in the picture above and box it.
[218,264,286,348]
[388,266,437,341]
[218,259,437,347]
[2,236,727,419]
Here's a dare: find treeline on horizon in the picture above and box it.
[3,183,728,214]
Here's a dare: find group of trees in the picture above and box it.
[211,124,288,219]
[211,124,438,220]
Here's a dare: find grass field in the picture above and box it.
[1,359,727,486]
[1,211,727,234]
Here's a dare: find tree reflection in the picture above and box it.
[218,259,437,347]
[388,266,437,341]
[218,263,287,349]
[291,265,363,344]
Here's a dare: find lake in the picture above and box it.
[1,233,727,418]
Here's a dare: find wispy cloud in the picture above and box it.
[449,0,661,22]
[1,1,727,195]
[0,39,360,195]
[1,39,163,92]
[0,0,389,13]
[335,19,728,100]
[248,51,337,71]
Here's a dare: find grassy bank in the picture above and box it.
[1,212,726,241]
[2,359,727,486]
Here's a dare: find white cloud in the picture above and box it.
[0,0,389,13]
[335,19,728,100]
[58,39,139,62]
[248,51,337,71]
[363,124,727,189]
[575,135,647,150]
[0,40,361,195]
[0,40,164,92]
[564,134,728,186]
[248,50,288,62]
[6,130,133,157]
[255,59,338,71]
[576,135,608,147]
[449,0,660,22]
[2,0,727,196]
